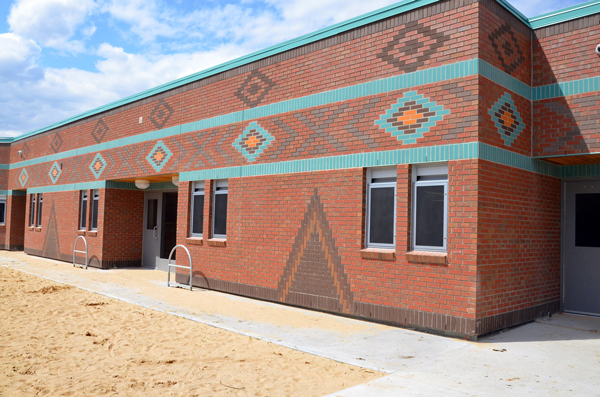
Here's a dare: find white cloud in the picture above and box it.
[8,0,97,52]
[507,0,582,17]
[0,33,43,81]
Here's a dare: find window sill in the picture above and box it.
[88,231,98,237]
[360,248,396,261]
[0,224,5,228]
[207,238,226,247]
[405,251,447,265]
[186,237,203,246]
[27,227,34,231]
[77,230,86,236]
[34,227,42,232]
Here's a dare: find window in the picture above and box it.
[366,168,397,248]
[212,180,228,238]
[0,196,6,225]
[191,182,205,237]
[412,165,448,252]
[36,194,43,227]
[29,194,36,227]
[80,191,88,230]
[91,190,99,231]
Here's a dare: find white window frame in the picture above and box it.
[91,189,99,231]
[190,181,205,237]
[212,180,228,239]
[0,196,6,225]
[36,194,43,227]
[80,191,88,230]
[412,164,448,252]
[29,194,36,227]
[366,167,397,249]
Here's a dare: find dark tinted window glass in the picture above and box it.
[160,192,178,260]
[91,197,99,230]
[37,196,43,227]
[214,193,227,236]
[147,199,158,230]
[369,186,395,245]
[576,193,600,247]
[80,198,87,229]
[415,185,445,247]
[29,196,35,226]
[192,195,204,235]
[0,202,5,224]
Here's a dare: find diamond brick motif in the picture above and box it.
[488,93,524,147]
[149,99,174,129]
[21,142,29,160]
[91,119,109,143]
[146,141,173,172]
[48,162,62,184]
[89,153,107,179]
[19,169,29,187]
[233,122,274,162]
[375,91,450,144]
[50,132,63,153]
[235,70,276,108]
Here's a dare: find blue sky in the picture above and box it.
[0,0,586,137]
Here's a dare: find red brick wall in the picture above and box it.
[101,189,144,267]
[9,0,479,165]
[24,190,106,268]
[476,159,561,319]
[533,16,600,157]
[6,195,26,250]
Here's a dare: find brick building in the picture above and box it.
[1,0,599,339]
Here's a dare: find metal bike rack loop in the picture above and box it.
[73,236,88,269]
[167,245,193,291]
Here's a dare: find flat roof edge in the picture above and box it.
[529,0,600,29]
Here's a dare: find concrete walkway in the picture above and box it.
[1,251,599,396]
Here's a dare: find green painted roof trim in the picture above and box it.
[529,0,600,29]
[6,0,600,144]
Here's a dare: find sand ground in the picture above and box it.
[0,265,382,396]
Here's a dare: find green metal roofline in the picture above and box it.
[529,0,600,29]
[6,0,600,143]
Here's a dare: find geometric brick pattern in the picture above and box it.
[48,162,62,184]
[235,70,276,108]
[91,119,110,144]
[488,23,525,75]
[149,99,174,130]
[376,91,450,144]
[233,122,274,162]
[89,153,107,179]
[488,92,524,147]
[21,142,30,160]
[377,21,450,74]
[277,189,354,314]
[42,202,60,260]
[146,140,172,172]
[19,168,29,188]
[50,132,63,153]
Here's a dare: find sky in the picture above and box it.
[0,0,586,137]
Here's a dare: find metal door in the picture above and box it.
[142,192,162,269]
[564,180,600,316]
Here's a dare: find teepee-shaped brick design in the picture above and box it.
[278,189,354,314]
[42,203,60,260]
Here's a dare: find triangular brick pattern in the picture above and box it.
[42,203,60,260]
[277,189,354,314]
[488,92,524,147]
[376,91,450,144]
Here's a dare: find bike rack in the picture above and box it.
[73,236,88,269]
[167,245,193,291]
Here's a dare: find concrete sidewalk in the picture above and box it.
[1,251,599,396]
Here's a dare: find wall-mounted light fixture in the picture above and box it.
[172,176,179,186]
[135,179,150,190]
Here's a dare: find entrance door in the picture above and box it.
[142,191,178,271]
[564,181,600,316]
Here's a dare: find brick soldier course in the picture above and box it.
[1,0,600,339]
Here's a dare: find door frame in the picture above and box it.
[561,177,600,315]
[141,189,178,270]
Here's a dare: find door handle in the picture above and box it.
[153,226,158,239]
